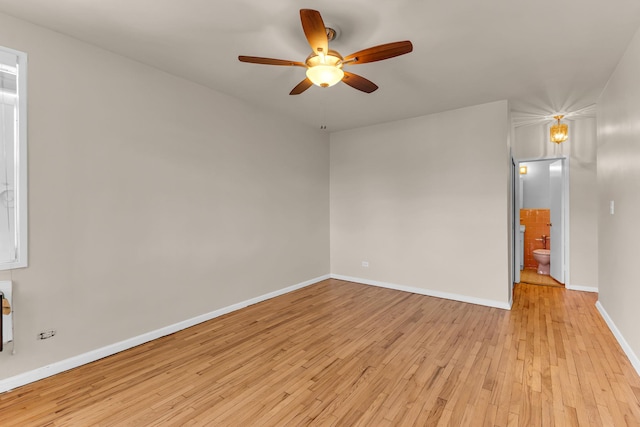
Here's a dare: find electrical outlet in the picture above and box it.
[38,330,56,340]
[362,261,369,267]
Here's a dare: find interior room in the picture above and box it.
[0,0,639,424]
[517,159,565,287]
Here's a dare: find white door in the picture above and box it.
[513,159,520,285]
[549,160,564,283]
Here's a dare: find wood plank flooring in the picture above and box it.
[519,269,564,288]
[1,279,639,426]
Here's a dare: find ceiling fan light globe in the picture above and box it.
[306,65,344,87]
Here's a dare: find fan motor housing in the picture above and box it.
[305,50,344,68]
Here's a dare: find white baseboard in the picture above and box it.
[595,301,640,376]
[566,284,598,293]
[0,274,330,394]
[330,274,512,310]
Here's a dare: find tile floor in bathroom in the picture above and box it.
[519,268,564,287]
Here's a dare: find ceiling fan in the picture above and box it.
[239,9,413,95]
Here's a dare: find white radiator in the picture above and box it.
[0,281,12,349]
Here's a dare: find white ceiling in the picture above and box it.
[0,0,639,131]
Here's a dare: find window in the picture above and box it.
[0,46,27,270]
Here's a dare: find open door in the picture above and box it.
[549,160,564,283]
[513,158,520,285]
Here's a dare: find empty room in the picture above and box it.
[0,1,640,425]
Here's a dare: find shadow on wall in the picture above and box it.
[521,209,550,269]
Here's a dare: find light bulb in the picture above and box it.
[306,66,344,88]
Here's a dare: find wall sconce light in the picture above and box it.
[519,165,528,175]
[550,115,568,143]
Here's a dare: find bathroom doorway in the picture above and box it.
[514,157,569,287]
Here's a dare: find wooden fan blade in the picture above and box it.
[300,9,328,55]
[342,71,378,93]
[344,41,413,65]
[290,78,313,95]
[238,56,306,67]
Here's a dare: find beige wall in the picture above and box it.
[330,100,511,306]
[0,12,329,379]
[597,26,640,364]
[569,119,599,288]
[512,118,598,289]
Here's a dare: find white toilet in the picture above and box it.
[532,249,550,275]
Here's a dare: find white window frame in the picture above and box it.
[0,45,27,270]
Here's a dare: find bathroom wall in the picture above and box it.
[520,209,550,269]
[520,160,555,209]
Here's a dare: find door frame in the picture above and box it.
[513,156,570,287]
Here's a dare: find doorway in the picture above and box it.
[514,157,569,287]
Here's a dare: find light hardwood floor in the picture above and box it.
[519,269,564,288]
[1,279,639,426]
